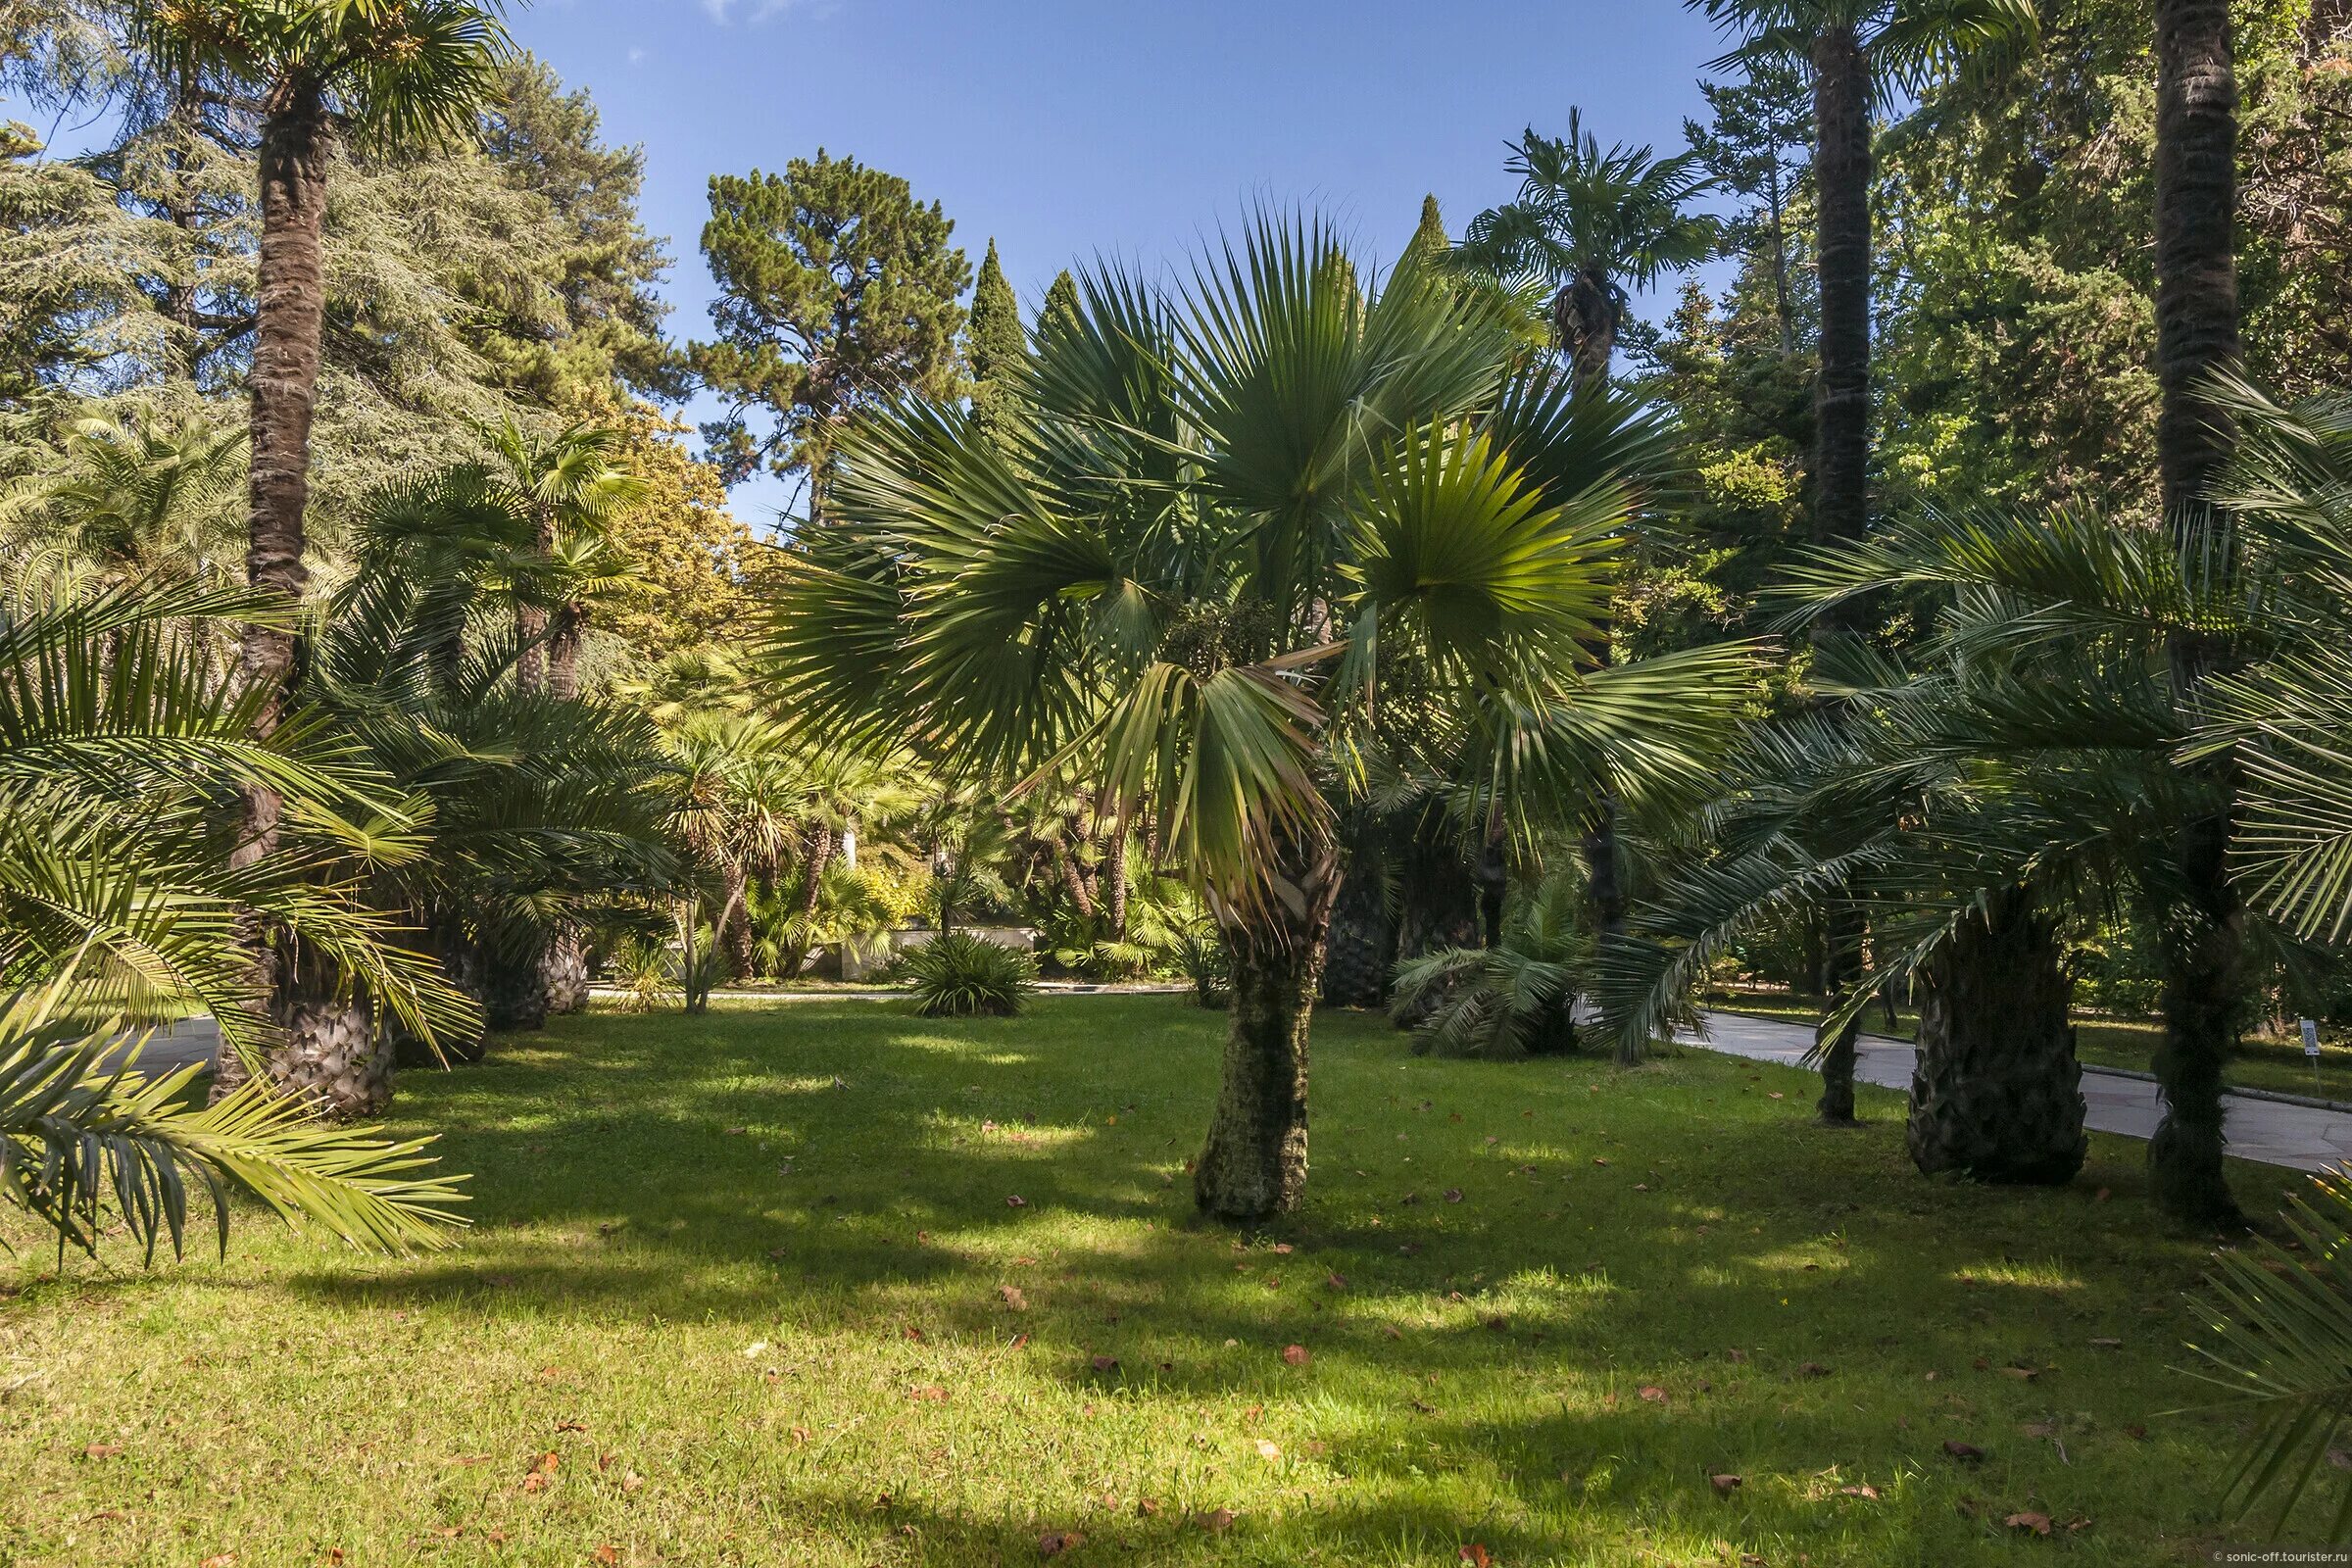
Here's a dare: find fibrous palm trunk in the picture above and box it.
[2151,0,2247,1229]
[1806,23,1874,1125]
[548,603,584,701]
[215,85,330,1102]
[1196,846,1341,1223]
[1320,866,1394,1008]
[1908,889,2086,1184]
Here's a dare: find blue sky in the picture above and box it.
[518,0,1739,518]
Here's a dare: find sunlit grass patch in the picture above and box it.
[0,995,2294,1564]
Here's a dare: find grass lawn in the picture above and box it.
[1701,987,2352,1102]
[0,997,2305,1565]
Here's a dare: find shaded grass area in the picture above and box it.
[0,997,2296,1565]
[1702,986,2352,1102]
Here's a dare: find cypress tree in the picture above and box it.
[1039,268,1082,350]
[966,238,1024,449]
[1403,193,1448,270]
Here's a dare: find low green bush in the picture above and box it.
[895,932,1038,1017]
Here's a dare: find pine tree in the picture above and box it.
[965,238,1023,450]
[691,151,970,514]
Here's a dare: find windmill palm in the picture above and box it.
[1688,0,2035,1122]
[1458,111,1719,392]
[1458,116,1719,965]
[122,0,514,942]
[477,416,651,699]
[765,219,1755,1221]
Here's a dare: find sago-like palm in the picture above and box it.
[765,220,1754,1221]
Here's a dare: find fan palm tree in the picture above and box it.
[765,219,1755,1221]
[0,404,246,594]
[122,0,514,897]
[1457,111,1719,393]
[1688,0,2035,1123]
[477,416,650,699]
[1391,870,1591,1058]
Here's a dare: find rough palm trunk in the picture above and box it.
[719,861,753,979]
[799,826,836,916]
[473,936,550,1034]
[1554,268,1619,394]
[1908,889,2086,1184]
[267,949,390,1120]
[548,603,584,701]
[1804,25,1874,1125]
[542,926,590,1015]
[270,993,392,1120]
[215,86,330,1102]
[1196,848,1341,1223]
[1810,24,1872,553]
[2151,0,2247,1229]
[1320,866,1394,1008]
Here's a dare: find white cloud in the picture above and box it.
[700,0,838,23]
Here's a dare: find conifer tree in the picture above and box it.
[965,237,1023,450]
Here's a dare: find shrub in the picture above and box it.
[1173,922,1230,1009]
[896,932,1037,1017]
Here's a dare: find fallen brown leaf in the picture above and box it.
[1943,1441,1985,1462]
[1838,1484,1880,1499]
[2005,1510,2053,1537]
[1639,1386,1667,1403]
[1038,1528,1085,1556]
[907,1385,950,1402]
[1282,1344,1311,1367]
[1005,1195,1028,1207]
[1200,1507,1238,1534]
[1000,1285,1028,1311]
[1089,1354,1119,1374]
[593,1547,621,1566]
[80,1444,122,1459]
[1709,1473,1742,1496]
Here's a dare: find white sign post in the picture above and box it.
[2304,1018,2324,1096]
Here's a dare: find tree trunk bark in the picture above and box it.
[1803,28,1874,1123]
[1810,24,1873,554]
[1319,865,1394,1008]
[548,603,584,701]
[798,826,836,917]
[1557,269,1619,394]
[1195,846,1341,1223]
[1908,889,2086,1185]
[216,85,330,1102]
[2155,0,2240,524]
[266,951,391,1121]
[1815,902,1863,1125]
[542,926,590,1016]
[720,861,754,979]
[2149,0,2248,1231]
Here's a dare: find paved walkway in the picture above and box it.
[1680,1011,2352,1173]
[122,1001,2352,1173]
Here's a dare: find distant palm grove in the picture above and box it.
[9,0,2352,1555]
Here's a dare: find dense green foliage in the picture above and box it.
[895,931,1038,1018]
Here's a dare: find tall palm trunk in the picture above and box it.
[1908,888,2085,1184]
[216,84,331,1103]
[1806,23,1874,1125]
[270,963,392,1121]
[1196,845,1342,1222]
[2151,0,2246,1229]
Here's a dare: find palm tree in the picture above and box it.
[0,576,477,1057]
[1458,111,1719,393]
[0,404,247,593]
[3,981,467,1263]
[766,220,1755,1221]
[1689,0,2036,1122]
[122,0,514,951]
[477,416,650,699]
[1391,870,1590,1057]
[1457,116,1718,965]
[2150,0,2245,1228]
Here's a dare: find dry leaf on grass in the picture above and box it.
[2005,1510,2053,1536]
[1282,1345,1311,1366]
[1709,1473,1742,1496]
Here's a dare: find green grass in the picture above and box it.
[1703,986,2352,1102]
[0,997,2303,1565]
